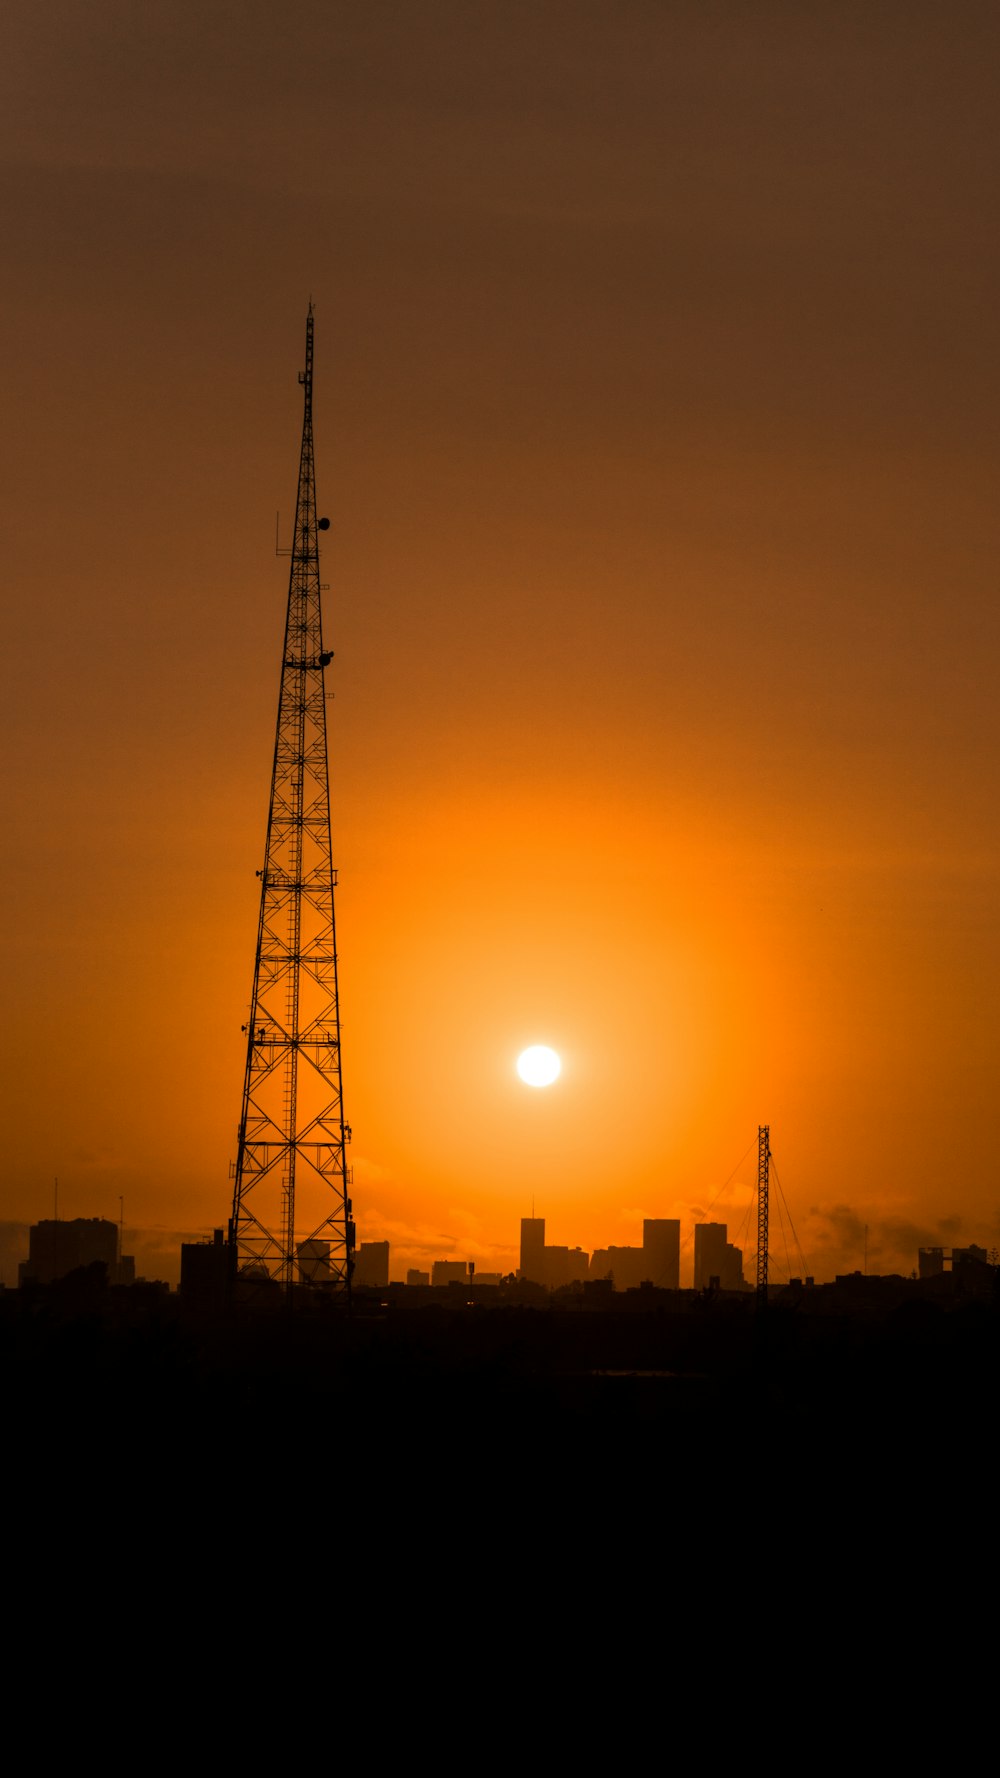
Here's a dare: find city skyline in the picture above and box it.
[9,1202,993,1298]
[0,1176,982,1293]
[3,5,999,1283]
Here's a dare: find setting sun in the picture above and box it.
[516,1045,561,1088]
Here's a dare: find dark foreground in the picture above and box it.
[9,1278,990,1710]
[6,1288,998,1694]
[7,1280,997,1527]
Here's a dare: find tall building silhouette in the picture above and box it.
[694,1222,744,1290]
[642,1219,680,1289]
[520,1218,546,1283]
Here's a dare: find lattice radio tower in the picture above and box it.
[229,307,354,1299]
[755,1123,770,1304]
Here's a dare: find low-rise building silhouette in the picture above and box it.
[589,1245,645,1289]
[20,1217,133,1287]
[354,1241,390,1288]
[590,1222,681,1291]
[297,1238,332,1283]
[181,1227,231,1305]
[918,1243,988,1278]
[543,1245,590,1288]
[432,1260,470,1285]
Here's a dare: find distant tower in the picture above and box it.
[229,308,354,1298]
[755,1123,770,1304]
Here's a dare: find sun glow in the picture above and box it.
[516,1045,561,1088]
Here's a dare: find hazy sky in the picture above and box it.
[2,1,998,1283]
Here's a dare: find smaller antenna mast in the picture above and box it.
[755,1125,770,1307]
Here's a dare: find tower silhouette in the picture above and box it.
[755,1123,769,1303]
[229,308,354,1298]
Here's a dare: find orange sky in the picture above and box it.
[2,2,999,1284]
